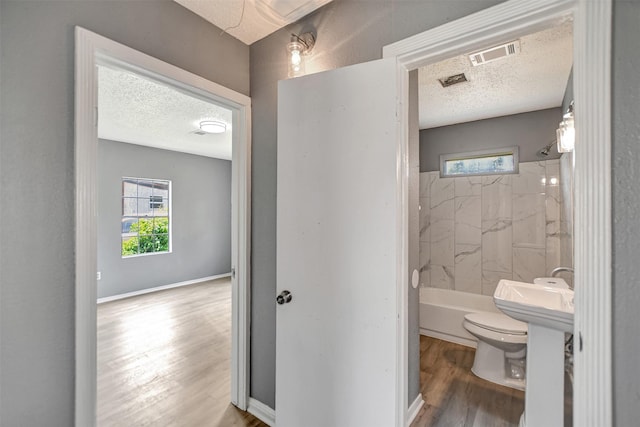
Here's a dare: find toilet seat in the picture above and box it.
[465,312,527,335]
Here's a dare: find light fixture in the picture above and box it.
[199,120,226,134]
[556,101,575,153]
[287,32,316,78]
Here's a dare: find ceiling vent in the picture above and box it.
[439,73,468,88]
[469,40,521,66]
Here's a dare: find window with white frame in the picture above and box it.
[440,146,519,177]
[121,177,171,257]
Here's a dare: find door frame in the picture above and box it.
[74,27,252,425]
[384,0,611,425]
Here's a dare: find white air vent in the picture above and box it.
[469,40,521,66]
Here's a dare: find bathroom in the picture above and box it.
[413,22,575,426]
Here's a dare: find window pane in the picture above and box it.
[153,217,169,234]
[137,180,154,198]
[122,178,138,197]
[444,154,514,176]
[153,197,169,215]
[440,148,518,177]
[121,217,138,234]
[137,198,153,217]
[153,180,169,197]
[138,233,169,254]
[122,236,139,256]
[136,218,154,234]
[122,198,137,216]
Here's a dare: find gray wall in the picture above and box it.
[0,1,248,424]
[419,108,562,172]
[250,0,505,409]
[612,0,640,424]
[97,140,231,299]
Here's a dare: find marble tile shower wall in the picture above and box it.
[559,153,574,286]
[419,160,562,296]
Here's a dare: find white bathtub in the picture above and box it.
[419,288,502,348]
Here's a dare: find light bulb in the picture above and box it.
[287,41,306,77]
[291,49,301,66]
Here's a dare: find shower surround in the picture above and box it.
[419,160,564,296]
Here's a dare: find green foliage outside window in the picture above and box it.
[122,217,169,256]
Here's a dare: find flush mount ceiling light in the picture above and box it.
[199,120,227,134]
[287,32,316,78]
[556,101,575,153]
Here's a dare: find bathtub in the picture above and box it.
[419,288,502,348]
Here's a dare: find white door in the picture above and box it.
[276,58,402,427]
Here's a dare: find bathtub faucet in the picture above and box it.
[550,266,574,277]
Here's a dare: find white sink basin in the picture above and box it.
[493,279,574,332]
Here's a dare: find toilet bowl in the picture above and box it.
[463,312,528,390]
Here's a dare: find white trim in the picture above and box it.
[96,273,231,304]
[384,0,612,425]
[74,27,252,426]
[394,65,410,427]
[572,1,612,425]
[406,393,425,425]
[247,398,276,427]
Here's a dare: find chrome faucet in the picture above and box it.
[551,266,574,277]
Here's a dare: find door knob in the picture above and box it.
[276,290,292,305]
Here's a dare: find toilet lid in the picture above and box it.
[465,312,527,335]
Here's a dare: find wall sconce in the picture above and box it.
[287,32,316,78]
[556,101,575,153]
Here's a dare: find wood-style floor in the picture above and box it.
[97,278,266,427]
[411,336,525,427]
[99,280,567,427]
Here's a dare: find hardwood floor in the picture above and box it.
[97,278,266,427]
[411,336,525,427]
[99,282,568,426]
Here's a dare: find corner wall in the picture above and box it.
[97,140,231,299]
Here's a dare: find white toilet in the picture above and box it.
[463,311,528,390]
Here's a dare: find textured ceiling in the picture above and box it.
[175,0,333,45]
[98,66,233,160]
[419,22,573,129]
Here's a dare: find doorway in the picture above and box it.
[410,20,573,425]
[74,27,251,426]
[383,0,611,424]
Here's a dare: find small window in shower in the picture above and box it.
[440,146,519,178]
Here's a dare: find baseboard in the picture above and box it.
[420,327,477,348]
[97,273,231,304]
[247,398,275,426]
[407,393,425,425]
[246,394,420,426]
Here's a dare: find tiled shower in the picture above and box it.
[419,158,573,296]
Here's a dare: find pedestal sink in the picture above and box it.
[494,280,574,427]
